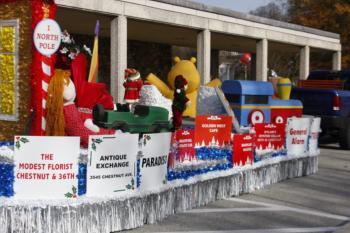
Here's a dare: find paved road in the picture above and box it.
[125,144,350,233]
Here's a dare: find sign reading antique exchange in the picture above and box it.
[87,134,138,197]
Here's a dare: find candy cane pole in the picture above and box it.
[41,55,52,133]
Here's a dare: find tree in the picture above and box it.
[288,0,350,68]
[251,0,350,70]
[250,0,289,21]
[251,1,300,80]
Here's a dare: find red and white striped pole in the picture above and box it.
[31,0,57,135]
[41,56,52,134]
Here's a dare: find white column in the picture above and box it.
[299,46,310,80]
[111,15,127,103]
[256,38,268,81]
[332,51,341,71]
[197,29,211,84]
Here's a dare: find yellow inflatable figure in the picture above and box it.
[146,57,221,118]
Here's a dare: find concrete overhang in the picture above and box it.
[56,8,199,47]
[55,0,341,52]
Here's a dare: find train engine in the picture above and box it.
[221,80,302,127]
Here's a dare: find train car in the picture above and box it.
[93,104,171,133]
[221,80,273,126]
[221,80,303,127]
[270,99,303,124]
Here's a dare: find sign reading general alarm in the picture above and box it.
[139,133,171,192]
[176,129,195,161]
[87,134,138,197]
[14,136,80,199]
[233,134,254,166]
[33,19,61,56]
[286,118,311,155]
[195,115,232,147]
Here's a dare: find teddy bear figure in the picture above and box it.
[146,57,221,118]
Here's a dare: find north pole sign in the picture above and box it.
[33,19,61,56]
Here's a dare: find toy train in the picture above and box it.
[221,80,303,126]
[93,104,172,133]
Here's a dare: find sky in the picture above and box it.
[193,0,273,13]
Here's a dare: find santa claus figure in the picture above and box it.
[123,68,143,108]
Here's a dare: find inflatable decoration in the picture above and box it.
[240,53,251,65]
[146,57,221,118]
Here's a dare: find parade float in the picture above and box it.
[0,1,320,232]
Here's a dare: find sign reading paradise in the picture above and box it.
[33,19,61,56]
[87,134,138,196]
[14,136,80,199]
[139,133,171,192]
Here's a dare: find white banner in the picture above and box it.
[139,133,171,192]
[14,136,80,199]
[87,134,138,197]
[309,117,321,155]
[286,118,311,156]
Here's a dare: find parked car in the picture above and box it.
[291,70,350,149]
[93,104,172,133]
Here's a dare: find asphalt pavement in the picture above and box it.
[124,144,350,233]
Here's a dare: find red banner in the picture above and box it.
[195,116,232,147]
[176,129,195,162]
[254,123,285,154]
[233,134,254,166]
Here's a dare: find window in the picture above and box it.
[224,94,240,103]
[244,95,268,105]
[0,20,18,121]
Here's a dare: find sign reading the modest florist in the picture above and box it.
[87,134,138,197]
[33,19,61,56]
[14,136,80,199]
